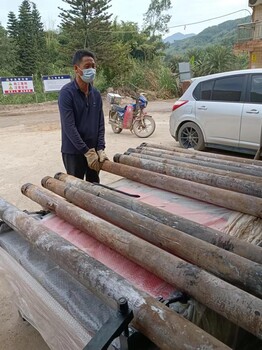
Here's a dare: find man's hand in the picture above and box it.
[97,149,108,162]
[85,148,100,172]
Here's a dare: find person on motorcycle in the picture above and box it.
[58,49,108,182]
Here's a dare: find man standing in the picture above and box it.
[58,49,108,182]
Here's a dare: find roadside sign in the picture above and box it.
[178,62,192,82]
[0,76,34,95]
[42,75,71,92]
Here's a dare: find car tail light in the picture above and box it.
[172,100,188,111]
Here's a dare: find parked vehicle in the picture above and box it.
[108,93,156,138]
[169,69,262,154]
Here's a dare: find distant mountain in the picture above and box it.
[163,32,195,43]
[165,16,251,55]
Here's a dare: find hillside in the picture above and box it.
[165,16,251,55]
[163,32,195,43]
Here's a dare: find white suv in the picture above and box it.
[169,69,262,154]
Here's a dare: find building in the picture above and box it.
[235,1,262,68]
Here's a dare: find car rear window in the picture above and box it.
[193,75,246,102]
[193,80,214,100]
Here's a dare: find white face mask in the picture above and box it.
[78,67,96,83]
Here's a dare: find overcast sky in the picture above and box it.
[0,0,251,36]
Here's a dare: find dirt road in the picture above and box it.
[0,98,175,349]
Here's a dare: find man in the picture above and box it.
[58,49,108,183]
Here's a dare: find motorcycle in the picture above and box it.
[108,93,156,138]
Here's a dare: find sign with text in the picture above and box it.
[42,75,71,92]
[1,76,34,95]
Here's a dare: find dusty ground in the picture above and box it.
[0,98,175,349]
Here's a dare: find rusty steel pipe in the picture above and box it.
[137,145,262,175]
[114,154,262,198]
[125,152,262,184]
[100,161,262,218]
[53,173,262,265]
[140,142,262,166]
[21,184,262,339]
[0,198,232,350]
[42,176,262,298]
[129,147,262,177]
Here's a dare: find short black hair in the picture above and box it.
[72,49,95,65]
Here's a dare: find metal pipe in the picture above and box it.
[125,152,262,184]
[42,176,262,298]
[139,145,262,173]
[0,197,229,350]
[129,147,262,177]
[141,142,262,166]
[100,161,262,218]
[53,173,262,265]
[114,154,262,198]
[21,184,262,339]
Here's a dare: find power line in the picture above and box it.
[86,8,252,33]
[168,9,252,30]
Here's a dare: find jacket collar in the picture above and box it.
[74,79,93,93]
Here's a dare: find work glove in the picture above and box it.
[97,149,108,163]
[85,148,100,172]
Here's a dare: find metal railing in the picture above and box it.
[237,21,262,42]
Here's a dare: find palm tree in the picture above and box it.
[201,45,235,75]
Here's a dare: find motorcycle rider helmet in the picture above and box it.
[138,94,148,108]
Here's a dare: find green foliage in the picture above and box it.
[0,25,18,73]
[115,58,178,98]
[111,20,165,63]
[7,1,47,76]
[7,12,18,39]
[143,0,172,36]
[58,0,114,66]
[166,45,249,78]
[94,69,109,92]
[16,0,37,75]
[31,3,48,74]
[165,16,251,56]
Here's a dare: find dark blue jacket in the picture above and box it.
[58,80,105,154]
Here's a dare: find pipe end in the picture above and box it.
[21,183,32,194]
[140,142,147,148]
[41,176,52,188]
[54,172,64,180]
[113,154,122,163]
[126,148,136,153]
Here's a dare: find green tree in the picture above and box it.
[58,0,114,65]
[31,2,48,73]
[0,25,17,75]
[45,29,64,71]
[113,20,165,61]
[7,1,48,76]
[143,0,172,36]
[16,0,36,75]
[6,11,19,72]
[7,12,18,40]
[201,46,235,75]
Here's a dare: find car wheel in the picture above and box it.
[178,122,205,150]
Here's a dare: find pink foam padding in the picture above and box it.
[43,215,174,299]
[112,181,234,232]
